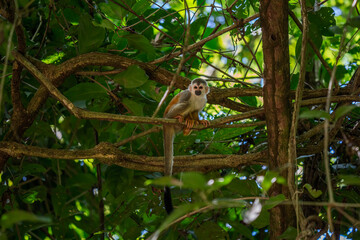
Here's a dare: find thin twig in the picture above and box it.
[323,1,358,237]
[288,0,309,233]
[150,13,260,64]
[0,1,18,113]
[115,126,161,147]
[111,0,181,45]
[288,10,335,88]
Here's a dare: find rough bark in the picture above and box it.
[260,0,295,238]
[0,141,267,173]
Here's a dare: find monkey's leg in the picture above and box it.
[183,112,197,136]
[192,111,210,127]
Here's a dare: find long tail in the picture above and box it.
[163,126,175,214]
[164,186,173,214]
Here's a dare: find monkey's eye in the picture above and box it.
[199,86,203,90]
[194,86,198,89]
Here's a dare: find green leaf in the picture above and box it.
[63,8,80,25]
[99,2,124,20]
[22,163,47,175]
[24,121,55,139]
[93,18,115,31]
[299,109,330,120]
[113,65,149,88]
[116,123,137,142]
[264,194,286,210]
[128,0,151,21]
[232,0,250,19]
[123,34,156,60]
[145,176,182,187]
[295,32,322,71]
[138,81,163,102]
[21,191,40,204]
[64,83,108,102]
[278,226,297,240]
[348,16,360,28]
[78,14,106,54]
[251,209,270,229]
[104,166,134,197]
[262,171,279,192]
[21,186,46,204]
[194,221,228,239]
[214,127,256,141]
[303,183,322,198]
[111,34,128,50]
[211,198,247,208]
[203,28,220,50]
[290,73,299,90]
[228,221,254,239]
[308,7,336,36]
[151,202,206,237]
[249,0,260,12]
[239,96,259,107]
[0,231,8,240]
[122,98,144,116]
[207,175,235,192]
[0,210,51,229]
[51,186,67,217]
[182,172,207,190]
[190,17,207,41]
[66,173,97,189]
[334,105,357,122]
[338,175,360,186]
[226,179,260,196]
[306,0,315,8]
[329,25,343,35]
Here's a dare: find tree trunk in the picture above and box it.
[259,0,296,238]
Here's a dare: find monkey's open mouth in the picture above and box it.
[195,91,201,95]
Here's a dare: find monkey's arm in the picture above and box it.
[164,90,191,119]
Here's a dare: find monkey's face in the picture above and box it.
[189,81,209,96]
[190,83,207,96]
[194,83,204,96]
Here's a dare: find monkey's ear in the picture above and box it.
[206,86,210,94]
[188,84,192,91]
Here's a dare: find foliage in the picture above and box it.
[0,0,360,239]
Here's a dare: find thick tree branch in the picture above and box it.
[12,50,265,127]
[260,0,295,236]
[0,141,267,173]
[23,52,257,112]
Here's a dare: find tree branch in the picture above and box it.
[0,141,267,173]
[12,50,266,128]
[150,13,260,64]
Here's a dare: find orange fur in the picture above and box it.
[164,94,181,117]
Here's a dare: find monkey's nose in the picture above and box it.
[195,90,201,96]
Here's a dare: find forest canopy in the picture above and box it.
[0,0,360,239]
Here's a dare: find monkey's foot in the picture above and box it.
[183,128,192,136]
[174,115,184,123]
[199,120,210,127]
[185,119,195,129]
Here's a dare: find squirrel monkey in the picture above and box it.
[163,78,210,213]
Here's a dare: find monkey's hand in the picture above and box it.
[174,115,184,123]
[198,119,210,127]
